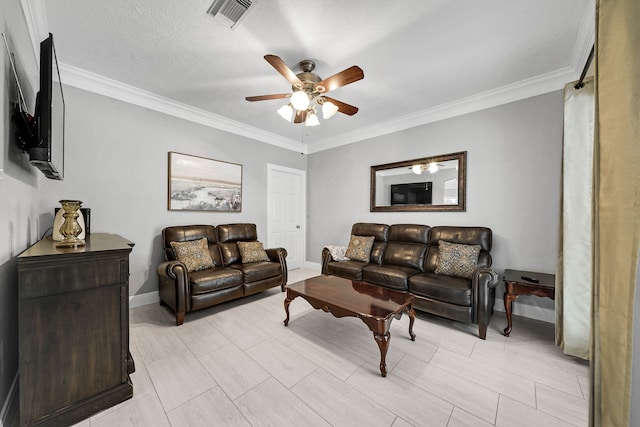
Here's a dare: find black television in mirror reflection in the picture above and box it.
[390,182,433,205]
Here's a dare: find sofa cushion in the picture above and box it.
[217,223,258,243]
[170,238,215,272]
[389,224,430,244]
[163,225,219,263]
[237,241,270,263]
[362,264,420,291]
[425,226,492,273]
[352,223,390,264]
[434,240,481,279]
[325,260,368,280]
[345,235,375,262]
[231,261,282,283]
[189,267,243,295]
[409,272,472,306]
[351,223,389,242]
[382,242,426,270]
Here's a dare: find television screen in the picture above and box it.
[32,33,64,180]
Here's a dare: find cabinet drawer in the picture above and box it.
[19,257,129,299]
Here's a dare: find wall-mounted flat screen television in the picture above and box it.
[32,33,65,180]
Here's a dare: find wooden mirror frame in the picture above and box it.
[370,151,466,212]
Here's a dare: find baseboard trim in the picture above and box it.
[129,291,159,308]
[0,373,18,427]
[493,301,555,324]
[303,261,322,271]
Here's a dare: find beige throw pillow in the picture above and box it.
[237,241,270,263]
[170,238,215,272]
[345,235,375,262]
[434,240,481,279]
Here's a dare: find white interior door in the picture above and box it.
[267,164,305,270]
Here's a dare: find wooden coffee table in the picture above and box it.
[284,275,416,377]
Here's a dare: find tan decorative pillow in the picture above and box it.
[345,235,375,262]
[434,240,481,279]
[237,241,270,263]
[170,238,215,272]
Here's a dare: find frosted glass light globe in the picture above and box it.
[290,90,310,110]
[322,101,339,119]
[304,111,320,126]
[277,104,293,121]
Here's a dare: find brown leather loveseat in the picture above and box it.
[157,223,287,325]
[322,223,499,339]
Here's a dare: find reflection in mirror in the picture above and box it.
[370,151,466,212]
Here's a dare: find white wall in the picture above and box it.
[0,0,43,419]
[1,1,306,411]
[38,86,307,297]
[307,92,563,322]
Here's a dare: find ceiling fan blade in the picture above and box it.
[293,110,307,123]
[245,93,291,102]
[264,54,303,87]
[323,96,359,116]
[315,66,364,93]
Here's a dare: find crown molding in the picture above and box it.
[59,64,305,153]
[23,0,589,156]
[308,66,578,153]
[60,62,577,156]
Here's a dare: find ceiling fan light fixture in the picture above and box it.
[290,90,310,110]
[322,101,339,119]
[246,54,364,126]
[277,104,294,121]
[304,110,320,127]
[428,163,439,174]
[412,164,423,174]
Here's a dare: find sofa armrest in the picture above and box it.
[156,260,190,325]
[475,267,500,289]
[472,267,500,339]
[266,247,288,290]
[321,247,333,275]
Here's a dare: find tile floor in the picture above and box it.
[60,269,587,426]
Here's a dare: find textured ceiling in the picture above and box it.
[36,0,593,151]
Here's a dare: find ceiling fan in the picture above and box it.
[245,54,364,126]
[410,163,445,174]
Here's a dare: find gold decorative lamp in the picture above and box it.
[56,200,86,248]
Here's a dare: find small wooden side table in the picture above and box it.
[503,269,555,337]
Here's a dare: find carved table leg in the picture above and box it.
[407,306,416,341]
[503,290,517,337]
[283,297,293,326]
[374,332,391,377]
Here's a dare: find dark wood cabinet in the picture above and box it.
[17,233,135,426]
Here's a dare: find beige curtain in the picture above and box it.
[556,78,594,359]
[591,1,640,426]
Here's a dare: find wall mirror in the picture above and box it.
[370,151,466,212]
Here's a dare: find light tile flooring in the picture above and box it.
[70,268,588,427]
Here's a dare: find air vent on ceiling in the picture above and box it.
[207,0,259,29]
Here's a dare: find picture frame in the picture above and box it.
[168,152,242,212]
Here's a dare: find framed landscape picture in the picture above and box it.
[168,152,242,212]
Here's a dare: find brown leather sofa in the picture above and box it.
[157,223,287,325]
[322,223,499,339]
